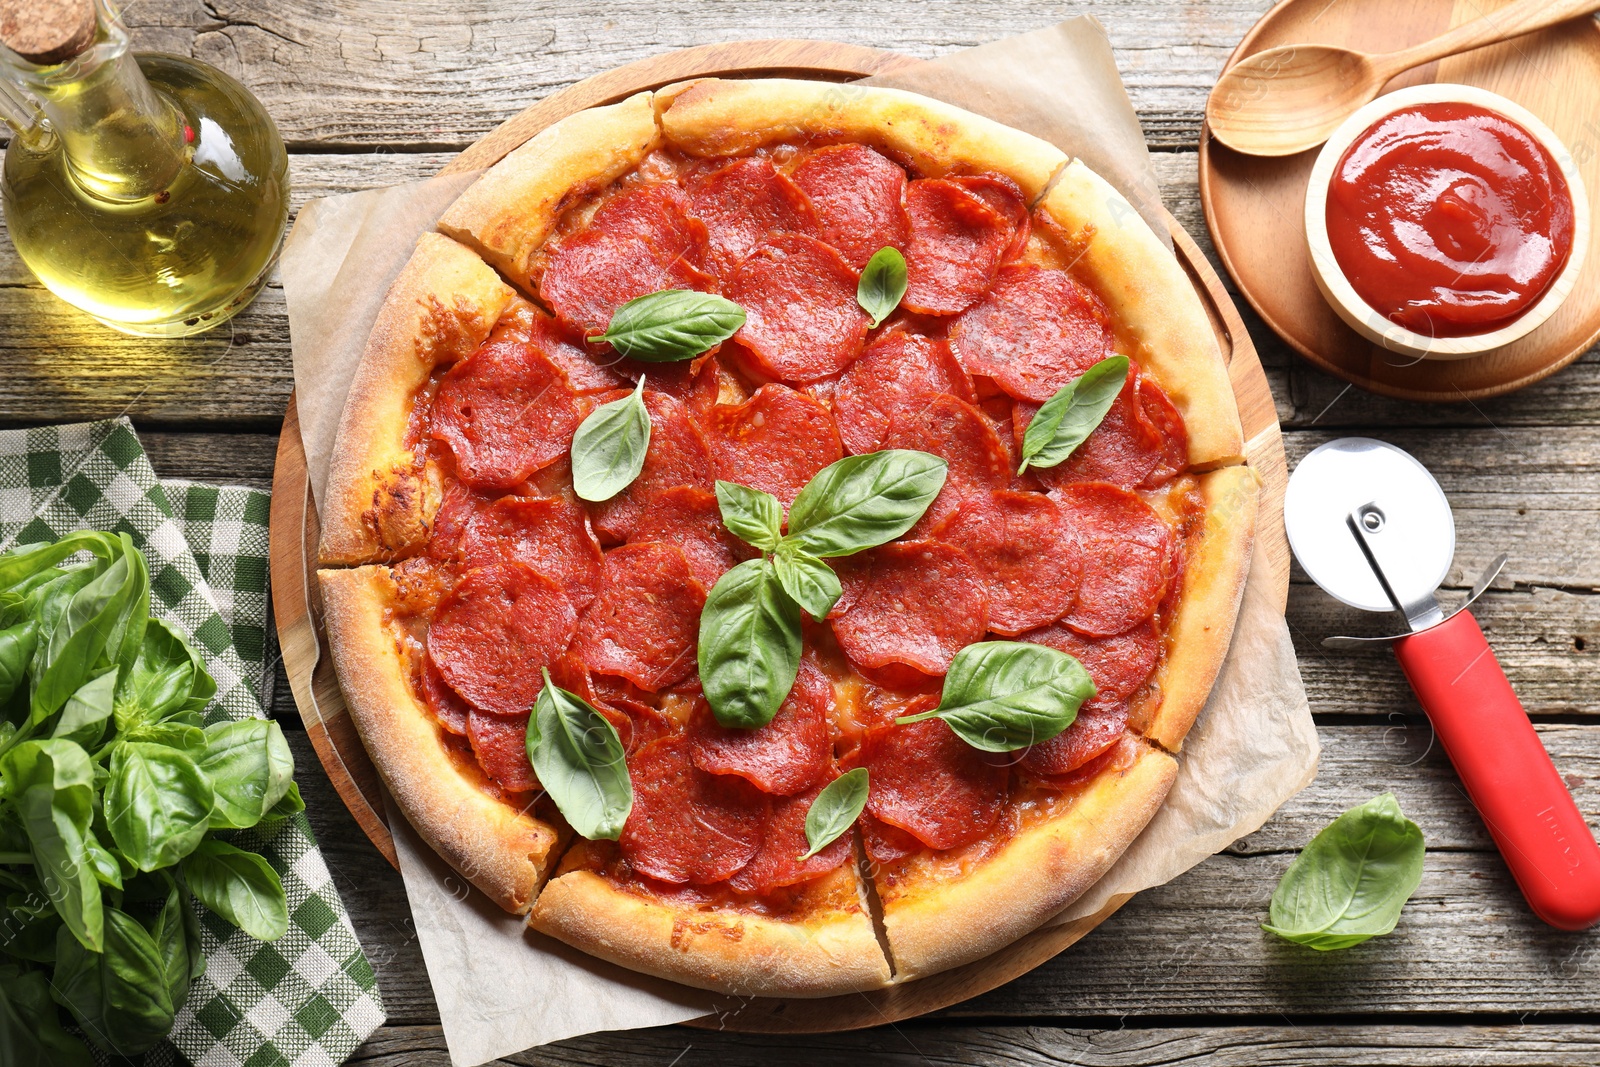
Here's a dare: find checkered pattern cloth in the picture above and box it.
[0,419,385,1067]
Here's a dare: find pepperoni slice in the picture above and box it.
[539,183,714,338]
[1053,483,1175,637]
[427,481,496,562]
[882,394,1011,530]
[467,708,537,793]
[931,490,1081,636]
[833,331,976,455]
[951,175,1030,263]
[461,495,605,611]
[627,485,755,589]
[431,338,584,490]
[573,542,706,691]
[832,540,988,680]
[428,563,578,715]
[857,719,1007,850]
[1019,695,1128,780]
[496,301,632,395]
[860,811,923,867]
[791,144,910,271]
[686,157,819,276]
[420,654,469,735]
[728,783,853,894]
[689,655,832,795]
[1020,619,1161,701]
[587,391,715,542]
[901,179,1016,317]
[948,264,1114,403]
[725,233,869,382]
[1137,376,1189,488]
[620,736,769,885]
[703,385,844,507]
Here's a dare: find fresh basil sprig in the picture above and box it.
[785,450,947,558]
[800,768,870,860]
[1019,355,1130,473]
[526,670,632,841]
[698,559,802,729]
[898,641,1094,751]
[857,247,907,328]
[596,289,746,361]
[571,376,651,503]
[1263,793,1425,951]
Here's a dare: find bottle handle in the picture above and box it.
[1393,610,1600,930]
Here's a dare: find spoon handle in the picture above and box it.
[1383,0,1600,76]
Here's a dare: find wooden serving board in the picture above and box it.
[1199,0,1600,402]
[268,38,1290,1032]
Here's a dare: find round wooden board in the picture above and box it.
[1199,0,1600,402]
[268,38,1291,1033]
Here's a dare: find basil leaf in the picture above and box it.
[199,719,296,830]
[115,620,205,734]
[1262,792,1425,951]
[785,450,948,558]
[715,480,783,553]
[0,621,37,705]
[1019,355,1130,473]
[0,965,94,1067]
[32,546,141,725]
[150,882,194,1016]
[527,670,632,840]
[571,376,652,503]
[51,909,175,1057]
[0,531,116,593]
[257,779,306,827]
[597,290,745,362]
[52,669,116,749]
[0,740,102,951]
[180,838,289,941]
[105,742,214,871]
[799,768,869,860]
[84,831,123,889]
[898,641,1094,752]
[857,247,907,328]
[773,545,842,622]
[698,559,802,729]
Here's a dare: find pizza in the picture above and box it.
[316,78,1257,996]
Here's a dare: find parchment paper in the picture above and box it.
[280,17,1317,1065]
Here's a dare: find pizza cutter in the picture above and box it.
[1286,437,1600,931]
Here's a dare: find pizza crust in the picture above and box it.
[530,849,892,997]
[318,564,561,913]
[1034,162,1245,470]
[1144,465,1260,751]
[874,739,1177,981]
[439,91,661,287]
[659,78,1069,202]
[319,232,513,566]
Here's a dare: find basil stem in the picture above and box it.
[697,559,802,729]
[571,376,652,503]
[715,481,783,553]
[856,247,908,329]
[785,450,947,558]
[526,670,632,841]
[1262,793,1425,951]
[773,545,841,622]
[1018,355,1130,473]
[597,289,746,361]
[799,768,870,860]
[898,641,1094,752]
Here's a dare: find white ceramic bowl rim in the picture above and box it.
[1303,82,1592,360]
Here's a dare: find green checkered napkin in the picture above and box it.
[0,418,385,1067]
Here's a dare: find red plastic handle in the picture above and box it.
[1393,610,1600,930]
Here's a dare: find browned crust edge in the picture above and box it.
[529,865,893,997]
[317,565,560,914]
[1146,465,1260,751]
[318,232,513,566]
[875,743,1178,981]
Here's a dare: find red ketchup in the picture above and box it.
[1325,101,1574,338]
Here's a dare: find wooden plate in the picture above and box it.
[268,38,1290,1031]
[1199,0,1600,402]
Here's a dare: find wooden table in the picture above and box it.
[5,3,1598,1063]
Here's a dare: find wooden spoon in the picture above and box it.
[1206,0,1600,156]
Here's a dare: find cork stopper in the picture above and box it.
[0,0,97,66]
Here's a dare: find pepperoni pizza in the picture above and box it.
[317,79,1258,996]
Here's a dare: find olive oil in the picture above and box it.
[1,3,289,336]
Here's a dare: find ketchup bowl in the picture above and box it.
[1305,83,1590,360]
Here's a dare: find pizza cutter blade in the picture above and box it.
[1286,438,1600,931]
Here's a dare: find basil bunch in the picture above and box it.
[699,451,948,728]
[0,533,298,1059]
[596,290,746,361]
[1018,355,1130,473]
[898,641,1094,751]
[1263,792,1425,951]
